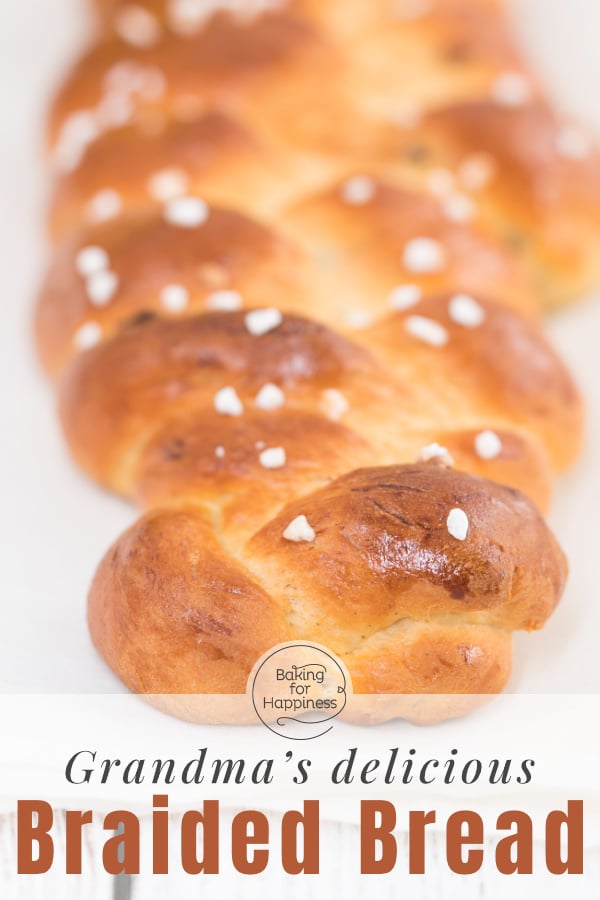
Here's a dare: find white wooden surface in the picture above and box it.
[2,812,600,899]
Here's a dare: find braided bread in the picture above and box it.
[36,0,597,722]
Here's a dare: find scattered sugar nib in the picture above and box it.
[148,167,190,202]
[345,308,374,330]
[403,237,446,274]
[86,188,123,224]
[164,196,209,228]
[74,321,102,351]
[114,4,162,48]
[320,388,349,421]
[96,93,133,132]
[167,0,283,36]
[341,175,376,205]
[206,290,243,312]
[255,383,285,410]
[283,515,316,543]
[103,60,166,102]
[388,284,422,311]
[443,193,475,224]
[215,445,226,459]
[86,270,119,306]
[491,71,533,108]
[76,246,110,277]
[458,153,497,192]
[405,315,449,347]
[259,447,286,469]
[461,645,483,665]
[449,294,486,328]
[245,308,283,336]
[54,110,99,173]
[474,430,503,460]
[214,386,244,417]
[447,508,469,542]
[160,284,189,313]
[417,443,454,467]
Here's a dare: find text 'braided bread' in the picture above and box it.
[36,0,598,722]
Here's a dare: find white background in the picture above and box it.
[1,0,600,695]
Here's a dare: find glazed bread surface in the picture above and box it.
[35,0,599,722]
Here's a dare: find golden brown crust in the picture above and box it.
[133,409,377,529]
[432,427,553,512]
[58,311,379,493]
[88,463,566,702]
[48,10,353,166]
[36,184,542,378]
[347,622,513,698]
[380,100,600,305]
[36,208,307,376]
[89,507,292,694]
[57,303,581,504]
[249,465,566,636]
[367,294,583,471]
[35,0,597,722]
[282,180,541,318]
[47,112,333,240]
[85,0,521,119]
[47,1,600,308]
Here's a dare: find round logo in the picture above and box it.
[248,642,349,740]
